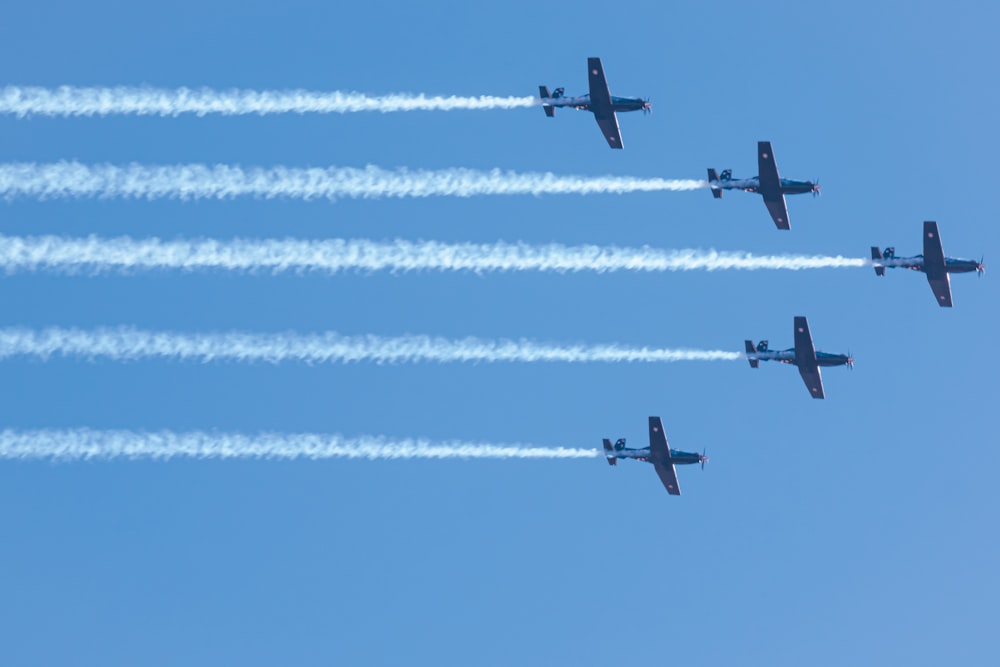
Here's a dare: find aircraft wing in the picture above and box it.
[653,462,682,496]
[762,193,791,230]
[758,142,790,229]
[649,417,681,495]
[797,365,826,399]
[927,274,953,307]
[594,114,623,149]
[793,316,817,361]
[923,221,952,306]
[758,142,782,191]
[586,57,622,149]
[587,57,614,111]
[793,316,824,398]
[923,221,947,267]
[648,416,671,461]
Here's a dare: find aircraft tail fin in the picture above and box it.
[602,438,617,466]
[707,169,723,198]
[538,86,556,117]
[745,340,760,368]
[871,247,886,276]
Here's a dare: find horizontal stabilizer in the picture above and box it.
[707,169,722,198]
[745,340,759,368]
[602,438,617,466]
[538,86,555,117]
[871,247,885,276]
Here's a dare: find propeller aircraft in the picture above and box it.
[538,57,650,149]
[745,316,853,399]
[707,141,820,230]
[602,417,707,496]
[871,221,984,307]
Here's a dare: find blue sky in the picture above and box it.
[0,1,997,665]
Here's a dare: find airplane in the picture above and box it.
[871,221,984,307]
[707,141,820,230]
[602,416,707,496]
[538,57,651,149]
[745,316,853,399]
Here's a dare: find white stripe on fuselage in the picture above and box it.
[542,96,590,109]
[710,178,759,192]
[748,350,795,363]
[617,448,651,459]
[880,257,924,269]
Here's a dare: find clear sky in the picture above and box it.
[0,1,997,665]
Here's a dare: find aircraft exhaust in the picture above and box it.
[0,85,539,117]
[0,326,743,365]
[0,162,708,201]
[0,428,599,461]
[0,234,869,276]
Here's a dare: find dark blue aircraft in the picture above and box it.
[745,316,853,399]
[871,221,984,307]
[602,416,707,496]
[707,141,820,229]
[538,57,650,149]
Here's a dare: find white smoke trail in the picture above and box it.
[0,162,707,201]
[0,327,741,364]
[0,234,870,275]
[0,428,598,461]
[0,86,539,117]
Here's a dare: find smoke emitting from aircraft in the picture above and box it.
[0,162,707,201]
[0,86,540,117]
[0,428,599,461]
[0,327,742,364]
[0,234,870,275]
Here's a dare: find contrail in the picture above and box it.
[0,85,539,117]
[0,327,741,364]
[0,162,707,201]
[0,428,598,461]
[0,234,869,275]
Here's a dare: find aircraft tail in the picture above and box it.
[745,340,760,368]
[707,168,723,199]
[538,86,556,117]
[871,247,886,276]
[602,438,617,466]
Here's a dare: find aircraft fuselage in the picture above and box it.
[613,446,704,466]
[749,348,852,368]
[878,254,982,275]
[540,93,650,114]
[710,176,818,196]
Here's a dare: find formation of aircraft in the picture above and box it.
[603,417,707,496]
[707,141,820,230]
[871,221,984,307]
[744,316,853,399]
[534,60,984,495]
[538,57,650,149]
